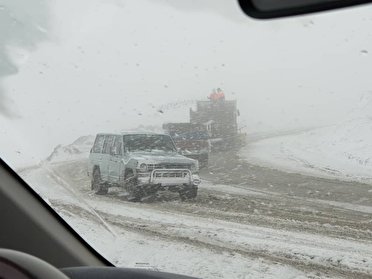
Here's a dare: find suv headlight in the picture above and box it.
[138,163,148,172]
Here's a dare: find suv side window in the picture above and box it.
[113,135,123,155]
[92,134,105,153]
[102,135,115,154]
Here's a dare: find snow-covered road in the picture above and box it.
[19,156,372,279]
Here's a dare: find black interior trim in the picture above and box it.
[61,267,199,279]
[238,0,372,19]
[0,158,113,267]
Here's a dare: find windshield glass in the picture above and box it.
[1,1,372,278]
[124,134,176,153]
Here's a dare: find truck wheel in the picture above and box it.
[125,170,144,202]
[91,168,108,195]
[179,186,198,201]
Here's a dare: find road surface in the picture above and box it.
[20,149,372,279]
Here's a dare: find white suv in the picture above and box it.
[88,132,201,201]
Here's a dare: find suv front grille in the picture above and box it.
[147,163,191,171]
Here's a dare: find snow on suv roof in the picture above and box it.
[121,131,167,136]
[97,132,167,136]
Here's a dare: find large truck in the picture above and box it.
[162,123,211,168]
[189,89,244,150]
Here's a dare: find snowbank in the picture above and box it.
[243,117,372,184]
[46,135,94,163]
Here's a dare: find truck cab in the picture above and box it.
[163,123,211,168]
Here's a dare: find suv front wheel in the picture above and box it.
[125,170,144,202]
[91,168,108,195]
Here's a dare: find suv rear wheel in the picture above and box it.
[91,168,108,195]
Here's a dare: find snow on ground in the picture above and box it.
[202,180,267,197]
[65,215,315,279]
[243,117,372,184]
[16,130,372,278]
[20,164,324,279]
[19,160,372,278]
[82,194,372,276]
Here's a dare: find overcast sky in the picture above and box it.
[1,0,372,167]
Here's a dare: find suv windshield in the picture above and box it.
[124,134,176,153]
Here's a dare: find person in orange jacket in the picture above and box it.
[208,90,218,101]
[216,88,225,101]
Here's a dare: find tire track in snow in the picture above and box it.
[27,158,372,278]
[51,199,372,279]
[51,159,372,241]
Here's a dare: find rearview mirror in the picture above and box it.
[238,0,372,19]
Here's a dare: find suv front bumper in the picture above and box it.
[137,169,201,187]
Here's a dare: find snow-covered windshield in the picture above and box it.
[124,134,176,153]
[1,0,372,278]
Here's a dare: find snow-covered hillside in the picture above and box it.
[243,94,372,184]
[244,117,372,183]
[46,135,94,163]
